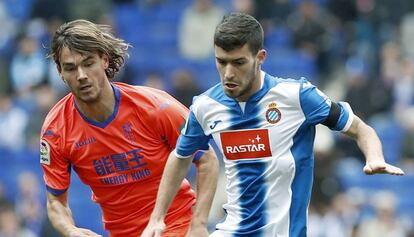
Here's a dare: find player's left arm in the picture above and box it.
[299,79,404,176]
[343,115,404,175]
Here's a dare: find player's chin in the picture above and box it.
[223,89,240,99]
[78,92,99,103]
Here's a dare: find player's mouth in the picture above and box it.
[79,84,93,92]
[224,82,239,90]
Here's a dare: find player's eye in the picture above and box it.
[64,67,75,71]
[84,62,94,67]
[233,60,245,66]
[217,60,226,65]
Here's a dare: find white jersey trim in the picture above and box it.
[339,101,354,132]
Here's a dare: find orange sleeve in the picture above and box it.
[40,131,71,196]
[153,93,189,150]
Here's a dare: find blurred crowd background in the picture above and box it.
[0,0,414,236]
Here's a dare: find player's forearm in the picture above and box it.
[192,150,219,226]
[150,152,193,220]
[344,116,384,163]
[357,126,385,163]
[47,196,76,236]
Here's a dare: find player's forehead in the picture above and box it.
[214,44,252,60]
[59,46,98,65]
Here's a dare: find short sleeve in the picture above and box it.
[332,101,354,132]
[300,79,354,131]
[175,111,210,158]
[153,96,189,150]
[40,131,70,196]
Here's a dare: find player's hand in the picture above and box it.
[186,223,209,237]
[141,219,166,237]
[363,160,405,175]
[67,227,102,237]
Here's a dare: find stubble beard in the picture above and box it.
[226,61,258,101]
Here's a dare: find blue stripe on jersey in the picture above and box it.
[333,102,350,131]
[228,73,278,130]
[206,83,244,115]
[223,75,277,236]
[74,85,121,129]
[299,79,330,126]
[234,160,267,237]
[176,111,210,157]
[244,73,278,115]
[228,93,262,129]
[252,73,278,100]
[206,73,279,118]
[289,123,315,237]
[230,103,267,235]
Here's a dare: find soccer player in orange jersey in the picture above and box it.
[39,19,219,237]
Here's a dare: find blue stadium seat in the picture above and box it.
[263,48,317,82]
[264,26,292,49]
[336,158,414,218]
[368,115,405,165]
[69,172,107,236]
[71,202,106,236]
[4,0,34,22]
[190,60,219,90]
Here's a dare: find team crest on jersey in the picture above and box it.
[122,122,136,142]
[220,129,272,160]
[40,139,51,165]
[265,102,281,124]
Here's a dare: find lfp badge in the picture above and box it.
[40,139,51,165]
[265,102,281,124]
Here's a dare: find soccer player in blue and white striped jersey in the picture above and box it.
[143,12,404,237]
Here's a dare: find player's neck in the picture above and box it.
[75,83,115,123]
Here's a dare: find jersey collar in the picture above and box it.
[74,84,121,129]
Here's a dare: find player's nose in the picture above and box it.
[224,65,235,80]
[77,67,88,81]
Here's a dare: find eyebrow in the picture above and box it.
[61,55,94,67]
[216,57,246,62]
[216,57,246,61]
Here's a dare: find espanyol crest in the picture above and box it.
[265,102,281,124]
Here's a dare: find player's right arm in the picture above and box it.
[142,148,218,237]
[142,108,215,237]
[40,127,102,237]
[47,191,102,237]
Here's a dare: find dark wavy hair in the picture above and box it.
[48,19,130,79]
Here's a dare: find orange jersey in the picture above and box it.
[40,82,196,236]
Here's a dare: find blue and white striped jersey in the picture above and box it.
[175,71,354,237]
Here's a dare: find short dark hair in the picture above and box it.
[214,12,264,55]
[49,19,130,79]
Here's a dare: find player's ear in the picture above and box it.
[257,49,266,65]
[102,54,109,69]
